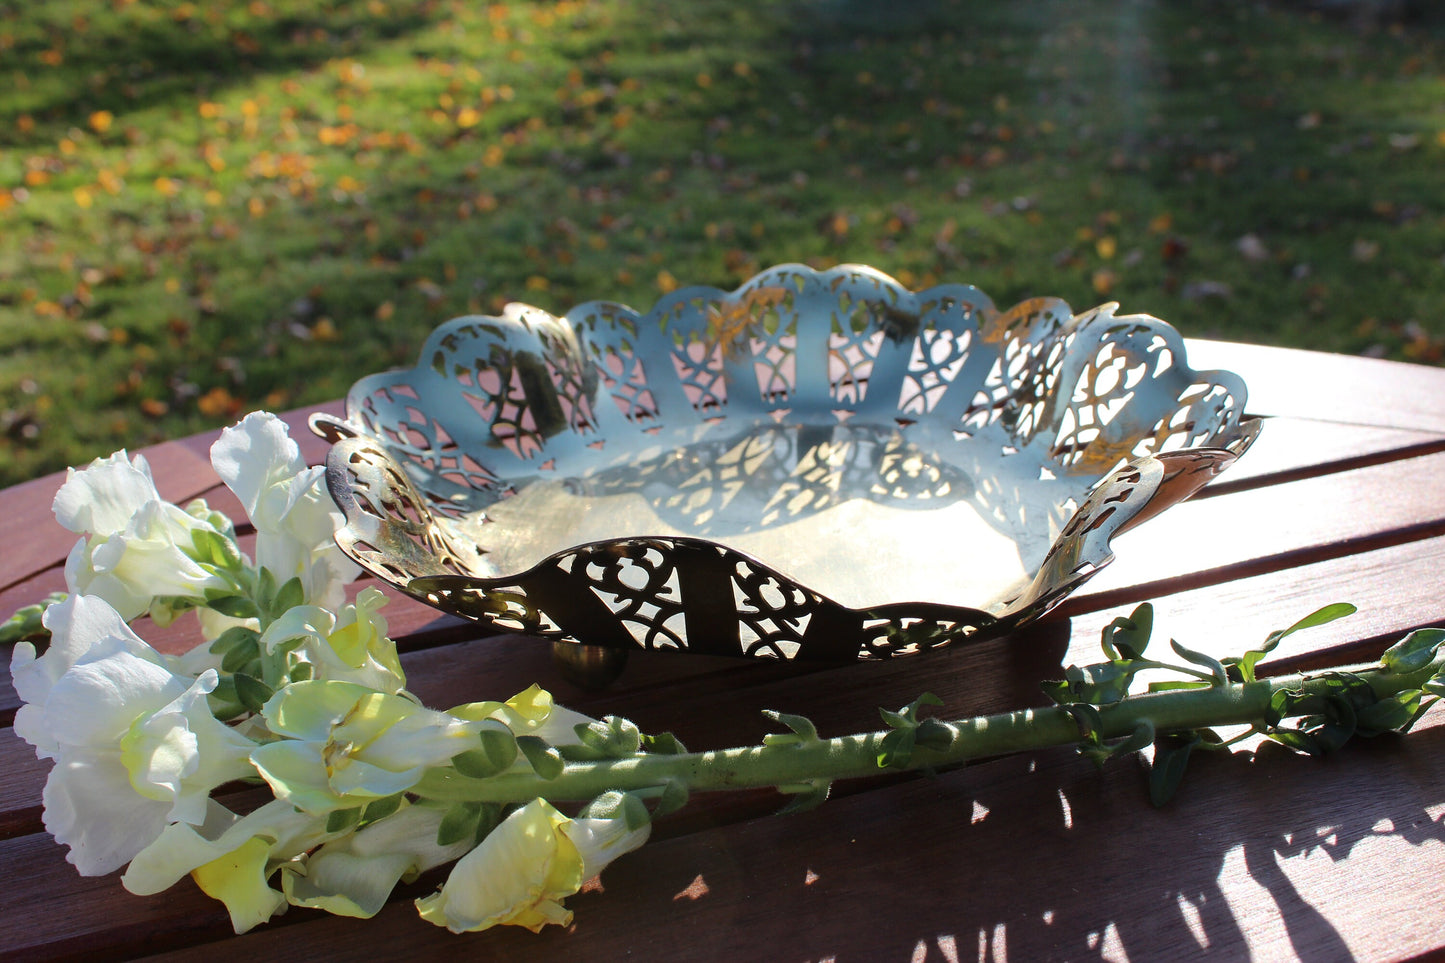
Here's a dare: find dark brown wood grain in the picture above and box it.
[3,346,1445,963]
[129,707,1445,963]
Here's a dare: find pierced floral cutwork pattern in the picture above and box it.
[314,263,1257,661]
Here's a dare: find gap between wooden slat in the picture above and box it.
[1199,435,1445,499]
[1058,515,1445,623]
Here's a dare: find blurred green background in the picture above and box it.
[3,0,1444,487]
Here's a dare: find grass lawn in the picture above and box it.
[2,0,1444,488]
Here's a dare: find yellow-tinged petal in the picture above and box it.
[192,835,287,934]
[415,798,585,934]
[503,683,554,724]
[254,681,489,814]
[283,803,471,918]
[448,685,601,748]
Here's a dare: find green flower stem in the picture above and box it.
[414,652,1445,807]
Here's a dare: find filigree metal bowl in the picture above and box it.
[312,263,1258,669]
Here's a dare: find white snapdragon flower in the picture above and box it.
[416,795,651,934]
[250,680,503,815]
[11,590,164,758]
[123,798,332,934]
[282,802,474,918]
[53,451,234,620]
[10,595,257,875]
[210,412,359,611]
[257,587,406,694]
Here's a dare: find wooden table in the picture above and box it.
[4,340,1445,962]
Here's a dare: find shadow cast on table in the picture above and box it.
[577,726,1445,962]
[179,709,1445,963]
[123,613,1444,962]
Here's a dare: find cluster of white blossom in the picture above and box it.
[9,413,648,935]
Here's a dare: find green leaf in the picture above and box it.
[480,725,521,769]
[1267,728,1324,756]
[575,721,613,752]
[569,711,644,757]
[516,736,564,780]
[775,779,831,815]
[1356,688,1424,735]
[1381,629,1445,674]
[208,595,261,620]
[1228,604,1356,683]
[1146,679,1213,693]
[208,700,247,722]
[191,527,243,570]
[208,624,260,654]
[876,727,916,769]
[879,693,945,732]
[1264,602,1357,648]
[437,802,483,847]
[580,790,652,832]
[1102,603,1153,661]
[361,795,404,824]
[270,576,306,620]
[878,707,909,729]
[573,716,644,758]
[653,779,690,819]
[1149,731,1202,807]
[1304,691,1360,753]
[906,692,945,713]
[451,748,505,779]
[1223,636,1282,684]
[763,710,820,746]
[254,567,278,616]
[219,634,261,674]
[1266,686,1312,728]
[451,727,519,778]
[1065,702,1105,738]
[639,731,687,755]
[1077,718,1154,769]
[1039,679,1072,706]
[210,675,238,705]
[1169,638,1228,685]
[233,673,275,714]
[1065,660,1140,705]
[1115,719,1157,755]
[603,716,643,755]
[473,803,502,845]
[914,718,954,751]
[326,807,362,833]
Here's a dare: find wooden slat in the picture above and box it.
[1071,447,1445,610]
[1201,416,1445,494]
[1062,533,1445,670]
[8,528,1439,852]
[6,350,1445,962]
[1186,339,1445,432]
[1,831,235,963]
[9,517,1444,954]
[125,707,1445,963]
[168,404,344,469]
[0,404,342,593]
[0,440,212,593]
[7,429,1445,750]
[0,728,49,841]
